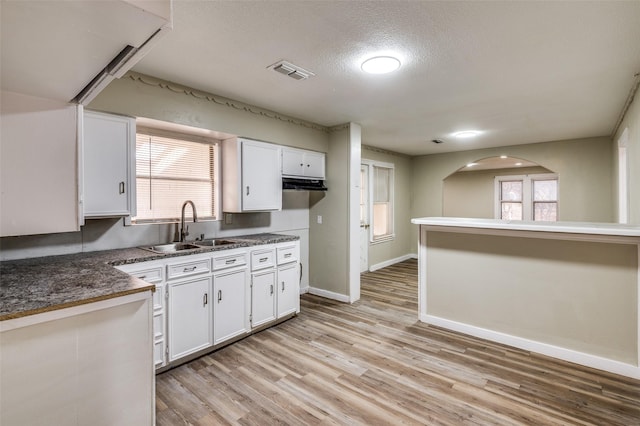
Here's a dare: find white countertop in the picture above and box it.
[411,217,640,237]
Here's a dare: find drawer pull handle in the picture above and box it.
[284,253,292,258]
[270,284,274,295]
[218,290,222,302]
[225,259,236,264]
[119,181,125,194]
[183,266,197,272]
[282,281,285,292]
[259,257,268,262]
[203,293,208,306]
[246,186,250,196]
[139,275,147,280]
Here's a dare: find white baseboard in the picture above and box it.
[369,253,417,272]
[307,287,350,303]
[421,314,640,379]
[299,286,309,295]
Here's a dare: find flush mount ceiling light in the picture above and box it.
[452,130,481,139]
[466,162,478,168]
[361,56,401,74]
[500,155,508,159]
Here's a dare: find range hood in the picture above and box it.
[282,177,327,191]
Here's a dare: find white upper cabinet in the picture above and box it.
[282,147,325,179]
[222,137,282,212]
[0,91,80,237]
[82,110,136,219]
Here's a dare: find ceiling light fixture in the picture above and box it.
[515,162,523,166]
[452,130,481,139]
[466,162,478,168]
[500,155,508,159]
[361,56,401,74]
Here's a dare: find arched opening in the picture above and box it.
[442,156,557,220]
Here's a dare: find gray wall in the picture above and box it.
[443,166,550,218]
[412,137,615,223]
[613,91,640,224]
[361,146,415,267]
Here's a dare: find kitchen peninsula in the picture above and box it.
[411,217,640,379]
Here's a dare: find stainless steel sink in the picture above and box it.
[141,242,202,254]
[193,239,236,247]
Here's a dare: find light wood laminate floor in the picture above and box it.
[156,260,640,425]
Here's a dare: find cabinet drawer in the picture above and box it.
[213,253,247,271]
[129,266,163,283]
[167,258,211,280]
[251,249,275,271]
[277,245,298,265]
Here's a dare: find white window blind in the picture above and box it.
[134,131,218,223]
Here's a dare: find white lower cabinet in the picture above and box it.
[251,269,277,328]
[213,267,248,345]
[115,261,166,369]
[116,239,300,369]
[277,262,299,318]
[167,276,213,362]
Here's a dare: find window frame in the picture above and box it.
[363,160,395,244]
[133,126,221,224]
[494,173,558,221]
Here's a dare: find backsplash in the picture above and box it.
[0,192,310,261]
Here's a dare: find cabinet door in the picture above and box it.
[303,151,325,179]
[213,268,248,345]
[282,149,304,176]
[1,92,79,236]
[251,269,276,328]
[83,111,135,217]
[277,263,300,318]
[168,277,212,361]
[241,140,282,211]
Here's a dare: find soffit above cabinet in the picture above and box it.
[0,0,171,103]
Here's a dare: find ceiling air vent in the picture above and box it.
[270,60,315,80]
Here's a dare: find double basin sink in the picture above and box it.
[141,239,238,254]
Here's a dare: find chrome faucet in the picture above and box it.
[179,200,198,242]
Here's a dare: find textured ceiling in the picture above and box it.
[132,1,640,155]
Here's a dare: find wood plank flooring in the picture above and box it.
[156,260,640,425]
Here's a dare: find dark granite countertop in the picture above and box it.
[0,233,299,321]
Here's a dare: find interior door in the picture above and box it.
[360,164,370,273]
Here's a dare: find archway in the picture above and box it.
[442,156,555,219]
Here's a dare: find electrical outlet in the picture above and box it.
[317,215,322,224]
[225,213,233,225]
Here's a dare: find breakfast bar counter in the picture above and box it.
[411,217,640,379]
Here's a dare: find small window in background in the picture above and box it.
[500,180,523,220]
[371,164,394,241]
[134,130,219,223]
[495,174,558,221]
[532,178,558,221]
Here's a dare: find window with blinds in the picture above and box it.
[371,164,394,241]
[134,130,219,223]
